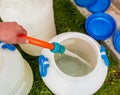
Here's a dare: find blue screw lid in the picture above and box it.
[87,0,111,13]
[74,0,97,7]
[85,13,116,40]
[113,30,120,54]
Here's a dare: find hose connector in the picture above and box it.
[50,42,65,54]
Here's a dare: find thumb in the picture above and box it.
[17,37,29,44]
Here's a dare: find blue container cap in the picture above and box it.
[87,0,111,13]
[74,0,97,7]
[113,30,120,54]
[85,13,116,40]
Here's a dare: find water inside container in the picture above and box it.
[64,49,92,68]
[54,50,94,77]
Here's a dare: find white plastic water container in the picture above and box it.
[39,32,109,95]
[0,44,33,95]
[0,0,56,56]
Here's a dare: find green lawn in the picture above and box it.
[12,0,120,95]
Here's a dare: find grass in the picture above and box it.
[1,0,120,95]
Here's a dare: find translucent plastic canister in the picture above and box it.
[0,44,33,95]
[39,32,109,95]
[0,0,56,56]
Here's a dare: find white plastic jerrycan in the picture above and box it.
[38,32,109,95]
[0,42,33,95]
[0,0,56,56]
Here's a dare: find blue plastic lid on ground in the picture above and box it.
[74,0,97,7]
[85,13,116,40]
[113,30,120,54]
[87,0,111,13]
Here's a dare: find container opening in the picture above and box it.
[54,38,98,77]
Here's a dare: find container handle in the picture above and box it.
[100,45,110,66]
[0,41,16,51]
[38,55,49,77]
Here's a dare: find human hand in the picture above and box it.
[0,22,27,44]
